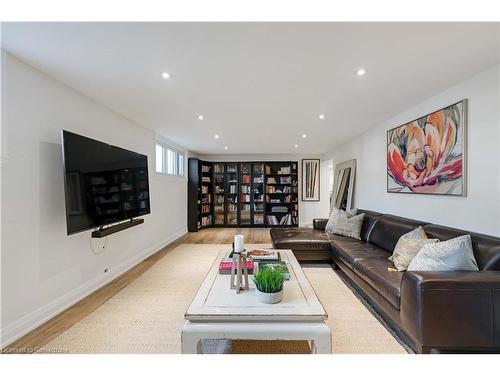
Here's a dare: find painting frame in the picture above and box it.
[386,99,468,196]
[302,159,320,201]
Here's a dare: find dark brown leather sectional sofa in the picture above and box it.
[270,209,500,353]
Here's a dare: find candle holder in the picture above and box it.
[230,250,249,293]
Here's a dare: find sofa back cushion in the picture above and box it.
[358,209,383,242]
[423,224,500,271]
[368,215,428,254]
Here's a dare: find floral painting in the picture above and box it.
[387,100,467,196]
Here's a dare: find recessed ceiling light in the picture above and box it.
[294,144,298,148]
[161,72,170,79]
[356,68,366,76]
[224,146,228,150]
[302,134,307,138]
[198,115,204,120]
[319,114,325,120]
[214,134,220,139]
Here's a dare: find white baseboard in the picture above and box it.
[0,228,187,348]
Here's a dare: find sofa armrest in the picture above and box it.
[313,218,328,231]
[400,271,500,351]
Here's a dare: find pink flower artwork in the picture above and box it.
[387,101,466,195]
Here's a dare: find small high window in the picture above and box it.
[155,140,184,176]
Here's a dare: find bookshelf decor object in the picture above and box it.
[302,159,320,201]
[188,159,298,230]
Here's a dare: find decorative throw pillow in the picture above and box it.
[407,235,479,272]
[389,227,439,271]
[331,213,365,240]
[325,208,357,233]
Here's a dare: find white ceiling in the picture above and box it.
[2,22,499,154]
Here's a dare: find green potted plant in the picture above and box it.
[253,267,285,304]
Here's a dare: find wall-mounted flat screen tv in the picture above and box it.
[62,130,150,235]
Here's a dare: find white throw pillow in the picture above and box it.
[325,208,357,233]
[331,213,365,240]
[389,227,439,271]
[407,234,479,272]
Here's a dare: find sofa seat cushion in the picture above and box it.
[270,228,332,251]
[331,236,388,269]
[353,257,404,308]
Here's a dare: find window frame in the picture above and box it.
[155,137,186,179]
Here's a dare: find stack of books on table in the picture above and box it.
[218,256,254,275]
[247,249,279,260]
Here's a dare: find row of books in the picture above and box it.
[266,176,291,184]
[202,176,211,183]
[265,165,293,175]
[201,165,211,173]
[270,206,289,213]
[200,215,212,226]
[253,176,264,184]
[201,185,210,194]
[267,214,293,225]
[267,196,292,203]
[241,175,251,184]
[266,186,292,194]
[241,185,251,194]
[240,194,251,202]
[201,204,210,213]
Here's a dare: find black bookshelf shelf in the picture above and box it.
[188,159,298,231]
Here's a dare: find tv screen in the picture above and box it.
[62,130,150,235]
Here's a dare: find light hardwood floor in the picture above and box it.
[3,228,271,353]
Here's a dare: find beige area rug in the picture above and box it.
[41,244,406,354]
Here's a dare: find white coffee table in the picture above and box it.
[182,249,331,354]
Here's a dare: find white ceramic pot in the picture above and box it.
[255,288,283,304]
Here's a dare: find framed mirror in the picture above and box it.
[331,159,356,211]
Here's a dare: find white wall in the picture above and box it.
[323,65,500,236]
[196,153,325,226]
[0,52,188,346]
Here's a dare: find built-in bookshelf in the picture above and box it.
[188,159,299,231]
[188,159,214,231]
[264,161,299,227]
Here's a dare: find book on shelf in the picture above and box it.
[241,175,250,184]
[201,176,211,183]
[266,186,287,194]
[279,176,291,184]
[241,185,251,194]
[201,204,211,213]
[271,206,289,213]
[201,215,212,226]
[253,176,263,183]
[254,214,264,224]
[201,185,210,194]
[277,166,291,174]
[240,194,251,202]
[201,165,211,173]
[267,214,293,225]
[266,177,277,184]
